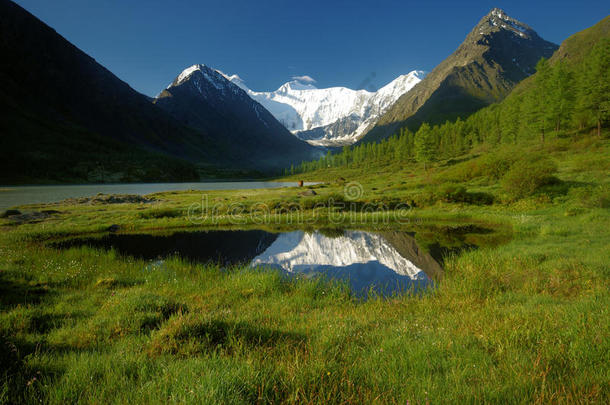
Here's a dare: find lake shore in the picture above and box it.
[0,181,318,211]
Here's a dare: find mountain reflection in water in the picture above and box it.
[252,231,439,296]
[55,229,445,297]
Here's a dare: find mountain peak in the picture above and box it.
[359,8,558,144]
[488,7,508,19]
[155,64,319,171]
[475,8,535,40]
[174,64,206,85]
[277,80,318,92]
[165,64,243,98]
[200,69,423,145]
[170,64,232,89]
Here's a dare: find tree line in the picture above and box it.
[288,39,608,175]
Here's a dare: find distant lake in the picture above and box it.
[0,182,313,210]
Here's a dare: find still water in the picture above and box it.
[56,229,447,297]
[0,182,311,210]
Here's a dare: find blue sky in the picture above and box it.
[14,0,608,96]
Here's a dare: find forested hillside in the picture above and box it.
[292,17,608,175]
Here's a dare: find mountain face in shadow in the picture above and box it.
[378,231,444,280]
[154,65,321,171]
[359,8,558,144]
[0,1,316,183]
[0,0,240,183]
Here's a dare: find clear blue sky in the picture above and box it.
[13,0,608,96]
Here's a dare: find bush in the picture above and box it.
[442,149,520,182]
[435,183,494,205]
[568,186,610,208]
[465,191,495,205]
[502,158,558,200]
[477,150,520,180]
[436,183,469,203]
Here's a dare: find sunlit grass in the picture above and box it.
[1,136,609,403]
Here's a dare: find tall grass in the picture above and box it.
[1,136,609,403]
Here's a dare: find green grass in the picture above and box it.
[1,135,609,403]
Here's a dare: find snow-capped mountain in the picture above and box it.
[154,64,319,170]
[220,71,426,146]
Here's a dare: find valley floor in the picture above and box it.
[1,136,609,403]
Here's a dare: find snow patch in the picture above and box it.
[175,64,201,85]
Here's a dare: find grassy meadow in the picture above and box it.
[1,135,609,403]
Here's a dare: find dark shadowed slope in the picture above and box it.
[155,65,320,170]
[0,0,244,183]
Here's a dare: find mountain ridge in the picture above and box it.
[154,64,320,170]
[221,70,425,146]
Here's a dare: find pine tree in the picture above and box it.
[414,123,436,170]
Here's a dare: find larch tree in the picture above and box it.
[414,123,436,170]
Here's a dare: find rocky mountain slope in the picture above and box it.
[0,1,318,183]
[359,8,559,144]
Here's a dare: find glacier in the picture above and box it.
[219,70,426,146]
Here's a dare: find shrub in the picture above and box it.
[502,158,558,200]
[465,191,495,205]
[568,186,610,208]
[436,183,469,203]
[476,150,520,180]
[435,183,495,205]
[442,149,520,182]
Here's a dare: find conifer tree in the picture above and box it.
[414,123,436,170]
[549,61,575,133]
[529,58,553,142]
[578,39,609,136]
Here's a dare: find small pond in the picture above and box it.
[52,227,483,297]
